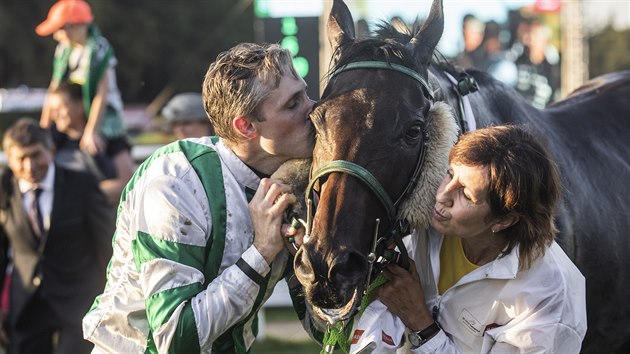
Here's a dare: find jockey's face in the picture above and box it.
[251,63,316,161]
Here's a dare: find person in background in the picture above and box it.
[375,125,586,353]
[514,20,560,109]
[453,14,485,69]
[0,118,114,354]
[161,92,215,140]
[46,81,134,206]
[470,20,518,86]
[82,42,316,353]
[36,0,127,157]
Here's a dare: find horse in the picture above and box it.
[291,0,630,353]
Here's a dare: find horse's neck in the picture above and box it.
[431,67,546,130]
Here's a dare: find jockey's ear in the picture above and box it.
[233,116,257,140]
[410,0,444,70]
[327,0,355,62]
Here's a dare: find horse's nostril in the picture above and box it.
[294,248,316,284]
[329,251,368,286]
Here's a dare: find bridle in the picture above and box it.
[301,60,434,280]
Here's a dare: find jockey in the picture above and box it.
[82,43,316,353]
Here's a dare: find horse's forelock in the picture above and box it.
[329,28,417,80]
[375,21,414,43]
[330,44,415,81]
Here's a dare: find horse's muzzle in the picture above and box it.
[294,242,369,319]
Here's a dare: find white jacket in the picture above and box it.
[405,228,587,354]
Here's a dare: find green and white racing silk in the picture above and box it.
[83,137,289,354]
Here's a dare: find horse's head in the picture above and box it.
[293,0,458,325]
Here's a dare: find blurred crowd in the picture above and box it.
[0,1,214,353]
[452,11,560,109]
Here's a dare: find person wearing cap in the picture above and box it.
[161,92,215,140]
[36,0,128,158]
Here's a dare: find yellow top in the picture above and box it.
[438,235,479,294]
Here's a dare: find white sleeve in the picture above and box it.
[137,174,269,353]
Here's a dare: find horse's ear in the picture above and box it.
[410,0,444,68]
[328,0,355,50]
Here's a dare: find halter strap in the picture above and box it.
[329,61,435,101]
[307,160,396,223]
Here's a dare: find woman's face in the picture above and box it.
[431,163,495,239]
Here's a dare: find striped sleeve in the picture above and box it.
[132,170,269,353]
[132,172,208,354]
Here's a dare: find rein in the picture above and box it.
[303,60,434,353]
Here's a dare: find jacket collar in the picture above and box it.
[428,227,519,281]
[214,138,261,191]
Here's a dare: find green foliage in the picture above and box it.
[588,25,630,78]
[0,0,255,103]
[0,1,57,88]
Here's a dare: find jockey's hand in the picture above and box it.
[249,178,297,265]
[282,218,305,256]
[377,259,434,331]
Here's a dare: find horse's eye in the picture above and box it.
[404,124,424,143]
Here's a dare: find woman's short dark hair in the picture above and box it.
[449,125,562,269]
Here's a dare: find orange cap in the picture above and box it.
[35,0,93,36]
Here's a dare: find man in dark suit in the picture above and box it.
[0,118,114,354]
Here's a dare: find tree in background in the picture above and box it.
[0,1,55,89]
[588,24,630,78]
[0,0,254,104]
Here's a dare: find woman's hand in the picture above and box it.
[377,259,435,331]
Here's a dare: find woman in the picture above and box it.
[378,125,586,353]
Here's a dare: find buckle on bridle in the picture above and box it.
[457,72,479,96]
